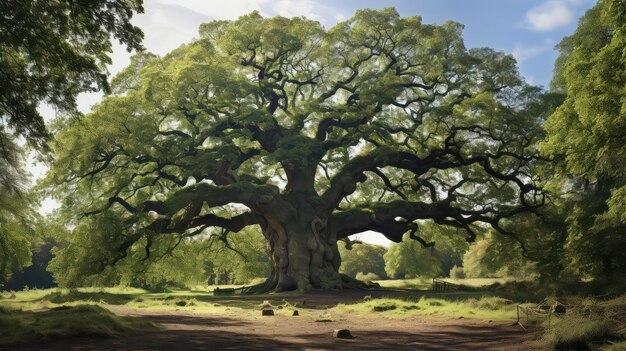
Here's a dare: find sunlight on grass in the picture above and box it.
[374,278,431,290]
[336,296,516,320]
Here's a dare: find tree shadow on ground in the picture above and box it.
[38,291,139,305]
[3,311,532,351]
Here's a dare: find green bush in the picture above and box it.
[449,265,465,279]
[466,296,512,310]
[355,272,380,282]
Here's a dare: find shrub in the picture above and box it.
[544,315,612,350]
[355,272,380,282]
[466,297,513,310]
[449,265,465,279]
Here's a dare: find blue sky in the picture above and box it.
[37,0,597,244]
[334,0,596,87]
[54,0,596,116]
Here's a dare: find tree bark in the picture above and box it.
[261,216,342,292]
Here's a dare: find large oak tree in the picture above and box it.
[48,9,548,292]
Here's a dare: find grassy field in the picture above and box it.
[1,280,625,349]
[337,295,517,321]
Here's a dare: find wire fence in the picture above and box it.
[516,297,569,330]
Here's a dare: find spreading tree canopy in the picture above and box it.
[48,9,549,292]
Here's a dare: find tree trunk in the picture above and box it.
[261,216,343,292]
[601,255,614,284]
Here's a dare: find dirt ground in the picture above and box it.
[5,290,541,351]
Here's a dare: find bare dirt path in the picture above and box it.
[6,291,541,350]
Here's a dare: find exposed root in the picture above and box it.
[340,273,381,290]
[240,274,380,295]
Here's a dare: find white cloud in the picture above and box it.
[156,0,269,19]
[511,40,553,63]
[271,0,343,24]
[156,0,342,24]
[525,1,575,31]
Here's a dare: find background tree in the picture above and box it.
[206,227,270,285]
[0,0,144,283]
[2,238,56,291]
[0,141,35,285]
[47,9,548,292]
[461,231,537,279]
[48,219,269,289]
[543,0,626,283]
[338,242,387,279]
[384,223,468,278]
[47,216,209,289]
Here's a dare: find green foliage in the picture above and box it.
[384,223,469,279]
[0,216,32,286]
[449,265,465,279]
[206,227,271,285]
[543,315,613,350]
[354,272,380,282]
[339,242,387,279]
[462,231,537,279]
[47,214,207,289]
[0,0,143,289]
[0,0,144,152]
[0,153,36,284]
[543,0,626,282]
[48,218,269,288]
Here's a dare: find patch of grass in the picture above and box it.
[544,315,613,350]
[466,297,513,310]
[445,278,517,288]
[604,341,626,351]
[259,300,274,309]
[0,304,155,345]
[315,311,335,323]
[538,294,626,350]
[42,290,136,305]
[375,278,431,290]
[337,296,517,320]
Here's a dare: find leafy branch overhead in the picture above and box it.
[0,0,144,151]
[0,0,144,284]
[48,8,550,291]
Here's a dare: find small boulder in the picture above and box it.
[333,329,354,339]
[292,310,299,316]
[262,309,274,316]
